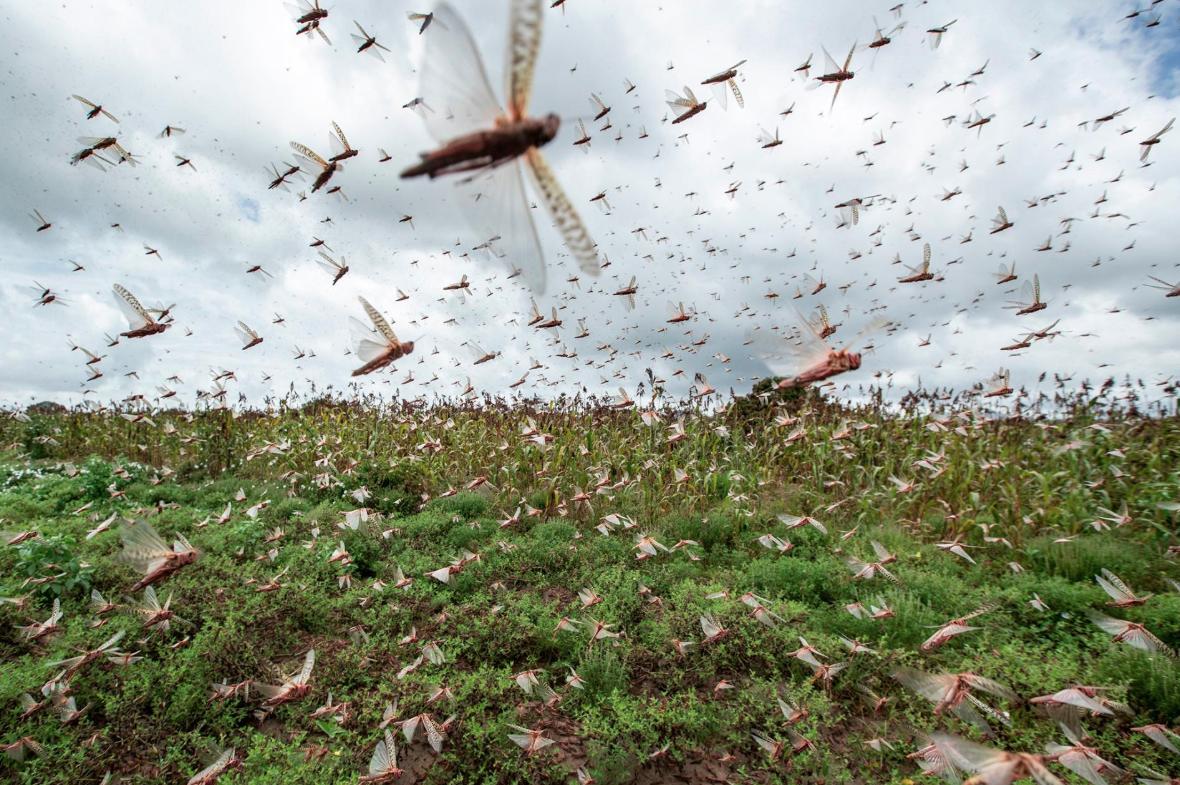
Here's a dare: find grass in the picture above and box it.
[0,396,1178,784]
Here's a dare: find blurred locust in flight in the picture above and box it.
[400,0,600,294]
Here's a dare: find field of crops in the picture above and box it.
[1,393,1179,785]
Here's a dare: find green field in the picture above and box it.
[1,396,1178,784]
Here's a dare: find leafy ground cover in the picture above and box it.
[1,399,1178,784]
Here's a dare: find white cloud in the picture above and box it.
[1,0,1177,410]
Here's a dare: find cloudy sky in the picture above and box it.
[1,0,1178,409]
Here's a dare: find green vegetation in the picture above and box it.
[0,399,1177,784]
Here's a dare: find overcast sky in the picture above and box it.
[1,0,1178,409]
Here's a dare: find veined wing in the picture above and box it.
[329,127,346,159]
[525,148,600,277]
[358,296,398,343]
[665,88,694,110]
[505,0,544,119]
[930,734,1001,773]
[350,317,391,362]
[803,306,834,340]
[296,649,316,685]
[467,340,488,360]
[316,251,343,274]
[368,739,389,776]
[821,46,840,75]
[93,630,126,654]
[253,681,284,701]
[369,731,397,775]
[422,714,445,753]
[400,715,422,745]
[747,323,828,378]
[892,667,951,703]
[946,702,993,736]
[508,731,535,750]
[333,122,351,151]
[699,614,724,639]
[140,585,162,612]
[963,673,1016,701]
[290,142,328,169]
[113,284,153,328]
[752,731,780,756]
[729,79,744,107]
[839,317,889,351]
[419,3,503,143]
[1086,610,1130,636]
[1052,748,1110,785]
[118,520,172,571]
[842,42,856,71]
[1018,279,1035,305]
[186,749,234,785]
[711,80,729,110]
[235,322,257,344]
[1097,568,1134,601]
[456,159,546,292]
[285,0,314,18]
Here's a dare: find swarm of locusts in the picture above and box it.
[7,0,1180,780]
[1,379,1179,784]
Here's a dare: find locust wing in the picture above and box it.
[290,142,329,169]
[746,322,829,379]
[117,520,173,573]
[418,3,504,143]
[295,649,316,685]
[525,148,600,277]
[186,749,235,785]
[838,317,888,352]
[423,714,445,753]
[350,317,392,363]
[505,0,544,118]
[112,284,154,330]
[329,122,351,157]
[358,297,398,343]
[368,730,398,775]
[456,159,547,292]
